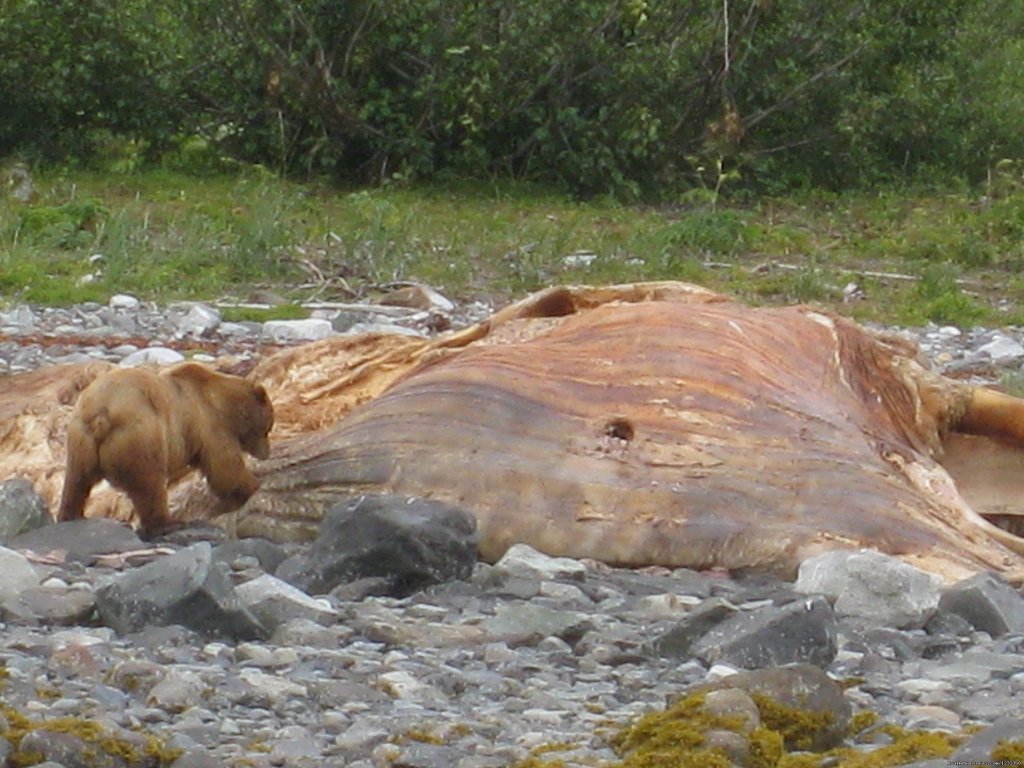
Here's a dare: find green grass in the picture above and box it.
[3,167,1024,328]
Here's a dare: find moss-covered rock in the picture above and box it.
[545,686,971,768]
[1,704,182,767]
[992,739,1024,762]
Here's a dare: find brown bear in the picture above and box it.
[57,362,274,537]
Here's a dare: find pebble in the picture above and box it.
[2,295,1024,766]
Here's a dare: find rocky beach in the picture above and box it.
[1,294,1024,767]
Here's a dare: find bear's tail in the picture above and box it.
[84,408,115,444]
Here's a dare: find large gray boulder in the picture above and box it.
[0,478,51,544]
[691,596,837,669]
[938,572,1024,637]
[11,519,146,564]
[794,548,941,629]
[95,542,266,640]
[277,494,478,597]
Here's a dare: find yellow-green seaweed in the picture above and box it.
[2,704,182,767]
[749,691,836,751]
[992,739,1024,762]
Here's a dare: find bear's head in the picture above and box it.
[239,384,274,459]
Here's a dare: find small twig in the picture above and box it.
[296,258,327,283]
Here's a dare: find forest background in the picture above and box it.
[3,0,1024,327]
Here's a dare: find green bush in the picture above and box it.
[13,199,108,249]
[0,0,188,161]
[4,0,1024,195]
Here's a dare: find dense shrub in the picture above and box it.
[3,0,1024,196]
[0,0,188,161]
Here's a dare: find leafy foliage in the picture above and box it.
[4,0,1024,195]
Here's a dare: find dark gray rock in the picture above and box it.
[472,562,541,599]
[329,576,397,601]
[0,477,52,544]
[11,519,145,564]
[939,572,1024,637]
[95,543,267,640]
[152,522,229,547]
[950,716,1024,761]
[691,596,837,669]
[277,494,478,597]
[1,584,96,626]
[647,596,738,658]
[924,609,975,638]
[480,602,592,647]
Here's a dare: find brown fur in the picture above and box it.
[57,362,274,536]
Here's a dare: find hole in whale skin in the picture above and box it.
[529,287,578,318]
[604,417,635,442]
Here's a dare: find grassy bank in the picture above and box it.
[3,168,1024,328]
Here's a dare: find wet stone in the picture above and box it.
[691,595,838,669]
[938,571,1024,636]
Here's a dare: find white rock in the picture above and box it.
[119,346,185,367]
[539,581,589,602]
[706,663,740,681]
[378,283,456,312]
[235,573,337,628]
[238,667,307,706]
[146,669,207,713]
[177,303,221,336]
[978,335,1024,364]
[493,543,587,582]
[334,723,390,751]
[0,305,36,330]
[378,670,433,700]
[419,285,456,311]
[109,294,140,310]
[562,251,597,268]
[635,592,703,616]
[263,318,335,342]
[901,705,960,731]
[795,548,941,629]
[219,321,256,337]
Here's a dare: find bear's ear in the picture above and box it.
[254,385,270,404]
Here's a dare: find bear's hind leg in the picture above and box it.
[101,428,175,538]
[58,424,101,523]
[123,473,175,539]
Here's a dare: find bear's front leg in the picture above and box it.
[201,443,261,512]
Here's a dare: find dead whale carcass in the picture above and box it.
[217,282,1024,582]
